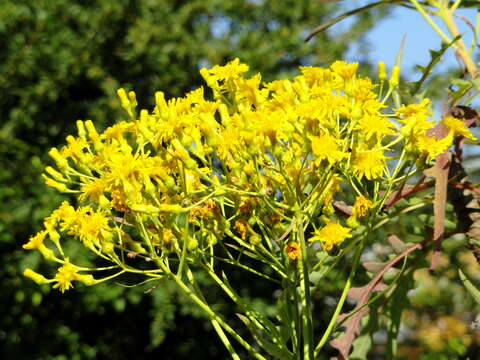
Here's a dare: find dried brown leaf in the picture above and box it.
[424,152,451,270]
[330,241,422,358]
[388,234,410,254]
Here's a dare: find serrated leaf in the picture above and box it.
[424,152,451,270]
[451,78,473,87]
[388,234,410,254]
[410,35,460,97]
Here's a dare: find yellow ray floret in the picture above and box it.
[310,222,352,251]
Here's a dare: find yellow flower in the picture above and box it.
[389,65,401,88]
[349,78,378,103]
[352,196,374,218]
[299,66,333,86]
[200,58,249,90]
[77,210,111,247]
[23,230,48,250]
[23,230,55,260]
[352,148,387,180]
[52,259,79,293]
[51,259,95,292]
[48,147,69,171]
[285,242,302,261]
[397,99,430,117]
[310,222,352,251]
[235,219,249,240]
[414,131,452,158]
[79,178,108,203]
[330,60,358,80]
[356,114,395,141]
[397,99,431,138]
[61,135,89,159]
[162,228,174,247]
[310,132,347,165]
[103,121,135,140]
[442,116,477,140]
[77,273,96,286]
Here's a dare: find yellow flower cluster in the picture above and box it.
[310,222,352,252]
[23,59,476,291]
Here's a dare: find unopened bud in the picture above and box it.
[378,61,387,81]
[76,120,87,140]
[23,269,49,285]
[389,66,401,88]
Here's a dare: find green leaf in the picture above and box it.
[410,35,460,97]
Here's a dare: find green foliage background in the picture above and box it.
[4,1,479,358]
[0,1,384,358]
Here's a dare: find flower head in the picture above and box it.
[310,222,352,251]
[356,114,395,142]
[442,116,477,140]
[310,132,347,165]
[352,148,387,180]
[414,132,452,158]
[285,242,302,262]
[352,196,374,219]
[53,259,79,293]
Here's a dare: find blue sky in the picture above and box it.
[342,3,477,76]
[339,3,479,162]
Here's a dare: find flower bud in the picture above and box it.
[23,269,49,285]
[77,273,96,286]
[378,61,387,81]
[48,147,69,171]
[389,66,401,88]
[187,236,198,251]
[218,104,231,126]
[155,91,166,114]
[117,88,130,110]
[128,91,137,110]
[45,166,65,182]
[285,241,301,262]
[76,120,87,140]
[42,175,73,193]
[39,244,55,260]
[84,120,103,151]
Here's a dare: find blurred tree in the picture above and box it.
[0,0,385,358]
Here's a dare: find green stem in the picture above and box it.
[201,264,269,333]
[439,5,479,78]
[156,259,267,360]
[197,249,281,283]
[314,240,364,357]
[286,277,300,357]
[409,0,452,44]
[295,206,314,360]
[185,267,241,360]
